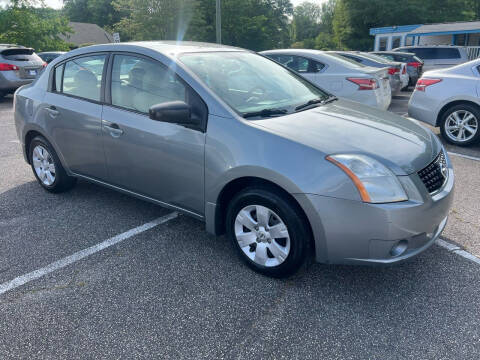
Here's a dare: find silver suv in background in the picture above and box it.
[0,44,45,98]
[261,49,391,110]
[393,46,468,72]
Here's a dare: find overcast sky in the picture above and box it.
[7,0,327,10]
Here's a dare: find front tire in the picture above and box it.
[440,104,480,146]
[226,187,309,278]
[29,136,77,193]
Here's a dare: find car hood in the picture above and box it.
[252,99,441,175]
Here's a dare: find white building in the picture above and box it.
[370,21,480,54]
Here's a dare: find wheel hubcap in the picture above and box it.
[234,205,290,267]
[445,110,478,142]
[32,145,56,186]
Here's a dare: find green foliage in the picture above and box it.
[63,0,127,28]
[0,4,73,51]
[291,2,322,42]
[110,0,293,51]
[331,0,480,51]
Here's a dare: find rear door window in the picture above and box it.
[111,54,186,113]
[62,55,107,101]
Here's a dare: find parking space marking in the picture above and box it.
[447,152,480,162]
[436,238,480,265]
[0,212,178,296]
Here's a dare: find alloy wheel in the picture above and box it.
[445,110,478,143]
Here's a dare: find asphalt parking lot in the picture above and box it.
[1,94,480,359]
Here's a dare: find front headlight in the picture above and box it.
[326,154,408,203]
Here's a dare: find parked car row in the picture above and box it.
[262,45,478,147]
[260,49,416,111]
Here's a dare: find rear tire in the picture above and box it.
[440,104,480,147]
[29,136,77,193]
[226,187,309,278]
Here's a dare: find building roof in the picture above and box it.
[61,22,113,46]
[369,24,421,35]
[370,21,480,37]
[409,21,480,36]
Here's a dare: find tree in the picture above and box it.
[63,0,127,29]
[0,1,72,51]
[112,0,294,51]
[291,1,322,43]
[331,0,474,51]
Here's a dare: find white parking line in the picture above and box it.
[436,238,480,265]
[0,212,178,296]
[447,152,480,162]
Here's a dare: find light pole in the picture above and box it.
[216,0,221,44]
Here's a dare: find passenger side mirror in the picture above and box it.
[149,101,199,128]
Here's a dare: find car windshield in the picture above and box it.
[359,52,392,64]
[179,51,329,116]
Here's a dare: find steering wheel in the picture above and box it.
[246,86,266,103]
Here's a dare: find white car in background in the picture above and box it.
[261,49,392,110]
[408,58,480,146]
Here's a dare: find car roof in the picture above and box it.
[38,51,66,55]
[260,49,323,54]
[75,41,247,57]
[373,51,415,56]
[394,45,465,49]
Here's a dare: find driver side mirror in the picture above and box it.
[148,101,200,128]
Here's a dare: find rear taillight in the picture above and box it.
[415,78,442,92]
[0,63,19,71]
[388,67,399,75]
[347,78,379,90]
[42,62,47,68]
[402,66,406,74]
[407,62,422,68]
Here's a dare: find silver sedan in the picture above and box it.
[260,49,392,110]
[14,42,453,277]
[409,59,480,146]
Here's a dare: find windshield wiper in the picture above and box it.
[242,108,288,118]
[295,95,338,111]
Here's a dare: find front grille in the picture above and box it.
[418,151,448,194]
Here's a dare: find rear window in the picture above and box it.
[409,48,461,60]
[327,52,366,68]
[0,48,34,56]
[392,54,412,62]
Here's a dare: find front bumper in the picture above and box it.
[295,167,454,265]
[408,91,439,126]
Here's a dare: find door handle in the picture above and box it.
[45,105,59,117]
[102,120,124,137]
